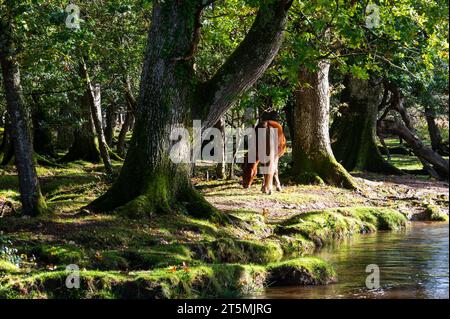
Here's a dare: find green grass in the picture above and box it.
[387,155,423,171]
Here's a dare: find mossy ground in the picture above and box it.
[0,157,447,299]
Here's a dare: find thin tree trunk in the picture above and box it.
[331,76,402,174]
[61,91,101,163]
[117,75,136,157]
[61,63,101,163]
[292,62,356,189]
[0,20,46,216]
[116,109,133,157]
[215,117,226,179]
[79,59,113,174]
[104,105,117,147]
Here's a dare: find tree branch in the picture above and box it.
[197,0,293,128]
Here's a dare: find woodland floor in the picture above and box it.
[0,151,448,298]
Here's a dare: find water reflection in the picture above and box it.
[263,222,449,299]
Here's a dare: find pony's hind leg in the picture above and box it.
[274,170,282,191]
[274,157,282,191]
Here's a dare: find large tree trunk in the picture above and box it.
[425,106,449,156]
[88,0,293,219]
[292,62,356,189]
[331,76,402,174]
[0,21,47,216]
[379,119,449,180]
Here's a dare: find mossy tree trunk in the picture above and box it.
[88,0,293,218]
[331,76,401,174]
[0,14,47,216]
[291,62,356,189]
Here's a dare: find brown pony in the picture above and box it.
[242,120,286,194]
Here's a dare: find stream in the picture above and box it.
[263,222,449,299]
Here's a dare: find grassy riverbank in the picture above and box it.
[0,160,447,299]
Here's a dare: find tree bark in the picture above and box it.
[88,0,293,219]
[117,75,136,157]
[379,119,449,180]
[425,106,448,156]
[116,108,133,157]
[60,90,101,163]
[214,117,226,179]
[292,62,356,189]
[104,105,117,147]
[79,59,113,174]
[331,76,402,175]
[0,18,47,216]
[385,83,414,131]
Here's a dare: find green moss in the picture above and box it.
[267,257,336,286]
[0,260,20,273]
[116,245,193,270]
[192,239,283,264]
[92,251,130,270]
[292,152,358,190]
[425,205,449,222]
[0,264,267,299]
[31,244,86,266]
[276,207,407,246]
[278,234,315,256]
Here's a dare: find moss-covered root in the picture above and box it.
[88,180,229,223]
[0,265,268,299]
[425,204,449,222]
[267,257,336,286]
[180,188,231,224]
[276,207,407,246]
[0,259,336,299]
[293,155,358,190]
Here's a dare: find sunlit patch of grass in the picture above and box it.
[386,155,423,171]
